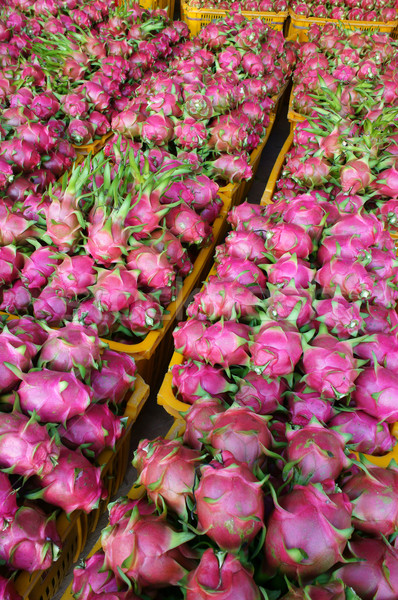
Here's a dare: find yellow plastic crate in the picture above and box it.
[181,2,287,35]
[14,375,150,600]
[392,26,398,39]
[260,130,294,205]
[287,84,306,125]
[140,0,175,17]
[287,7,398,41]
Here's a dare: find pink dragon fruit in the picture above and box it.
[187,277,259,321]
[90,350,136,405]
[126,244,175,290]
[302,331,362,399]
[0,576,21,600]
[0,472,17,529]
[288,383,334,426]
[46,196,82,252]
[219,230,267,264]
[86,200,133,268]
[71,551,122,600]
[30,92,60,120]
[49,255,96,299]
[264,223,313,259]
[197,321,251,368]
[37,323,102,378]
[352,365,398,423]
[205,405,272,469]
[335,538,398,599]
[74,300,116,337]
[183,398,226,450]
[186,548,261,600]
[6,320,47,351]
[20,246,60,290]
[33,286,73,326]
[286,419,350,484]
[173,319,208,362]
[215,256,267,296]
[354,333,398,370]
[376,199,398,231]
[342,466,398,536]
[0,281,32,316]
[0,506,60,572]
[325,213,383,247]
[235,372,286,415]
[141,114,174,146]
[171,361,236,404]
[59,403,124,459]
[165,204,212,245]
[37,447,106,514]
[250,320,303,378]
[149,228,192,276]
[120,290,164,333]
[265,484,353,580]
[208,154,253,183]
[228,202,264,229]
[280,581,346,600]
[265,253,315,289]
[340,158,373,194]
[316,258,374,301]
[373,167,398,198]
[313,297,364,338]
[14,368,92,423]
[361,304,398,334]
[265,284,314,328]
[174,118,208,150]
[0,245,23,286]
[196,452,264,551]
[101,509,196,589]
[0,331,34,392]
[90,267,138,312]
[133,438,201,517]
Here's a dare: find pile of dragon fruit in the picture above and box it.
[184,0,287,11]
[0,317,138,597]
[111,17,296,183]
[68,187,398,599]
[0,144,225,340]
[290,0,397,21]
[292,26,398,117]
[0,1,189,200]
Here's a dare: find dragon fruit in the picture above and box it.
[207,154,253,183]
[21,246,60,290]
[362,304,398,334]
[71,552,121,600]
[74,300,116,338]
[187,277,259,321]
[313,297,364,339]
[263,223,313,259]
[0,506,60,572]
[288,383,334,426]
[37,447,106,514]
[174,118,208,150]
[101,509,196,589]
[120,290,164,333]
[335,538,398,600]
[0,472,17,529]
[133,438,201,517]
[340,158,373,194]
[302,331,362,399]
[200,321,251,368]
[286,419,350,484]
[342,466,398,536]
[215,256,267,296]
[354,333,398,371]
[0,576,21,600]
[351,365,398,423]
[165,204,212,246]
[250,320,303,378]
[183,398,226,450]
[265,284,314,328]
[31,92,60,120]
[90,349,136,405]
[205,404,272,469]
[228,202,264,229]
[37,323,102,378]
[86,199,133,268]
[265,254,315,289]
[373,167,398,198]
[171,361,236,404]
[265,484,353,580]
[235,371,285,414]
[219,231,267,264]
[0,280,32,315]
[208,117,247,153]
[280,581,346,600]
[33,286,73,326]
[141,114,174,146]
[331,410,394,455]
[14,368,92,423]
[127,244,175,290]
[196,452,264,551]
[149,228,192,276]
[46,195,82,252]
[90,267,138,312]
[0,331,34,392]
[186,548,261,600]
[316,258,374,302]
[59,403,124,459]
[0,245,23,286]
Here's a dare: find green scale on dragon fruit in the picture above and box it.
[110,16,297,184]
[0,142,224,342]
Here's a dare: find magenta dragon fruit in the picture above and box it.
[265,484,353,580]
[37,447,106,514]
[286,419,350,484]
[0,327,34,392]
[207,153,253,183]
[215,256,267,296]
[174,118,208,150]
[20,245,60,290]
[280,581,346,600]
[265,284,314,329]
[59,403,124,459]
[50,255,96,298]
[196,452,264,552]
[330,410,395,455]
[342,466,398,536]
[302,330,362,399]
[90,349,136,405]
[165,204,212,246]
[33,286,73,326]
[0,472,17,530]
[265,253,316,289]
[313,297,364,338]
[171,360,236,404]
[37,323,102,378]
[235,371,286,415]
[263,223,313,260]
[101,509,196,589]
[74,300,117,337]
[250,320,303,379]
[0,245,23,286]
[187,277,259,321]
[288,383,334,426]
[205,404,272,469]
[218,230,267,264]
[335,538,398,600]
[126,244,175,291]
[340,158,373,194]
[0,575,21,600]
[186,548,261,600]
[353,333,398,371]
[133,437,201,518]
[0,506,60,572]
[90,267,138,312]
[183,398,226,450]
[351,364,398,423]
[71,551,122,600]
